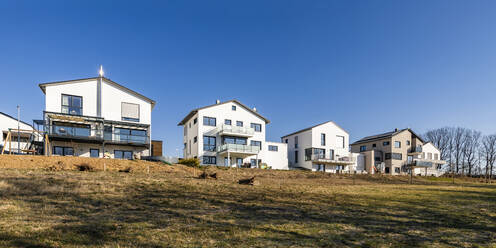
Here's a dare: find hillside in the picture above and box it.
[0,155,495,247]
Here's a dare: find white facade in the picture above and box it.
[0,112,36,153]
[282,121,357,173]
[412,142,444,177]
[40,76,155,158]
[179,100,288,170]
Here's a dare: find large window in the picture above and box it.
[306,148,325,160]
[90,149,99,158]
[113,128,147,143]
[203,116,216,126]
[250,140,261,149]
[268,145,278,151]
[202,156,216,165]
[250,123,262,132]
[336,135,345,148]
[53,146,74,156]
[115,150,133,159]
[121,102,140,122]
[295,136,298,148]
[236,121,243,127]
[386,153,402,160]
[321,133,326,146]
[434,153,439,160]
[223,136,247,145]
[394,141,401,148]
[61,94,82,115]
[295,150,298,163]
[52,123,90,137]
[225,119,232,125]
[360,145,366,152]
[203,136,216,151]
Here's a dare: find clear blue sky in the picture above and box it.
[1,1,495,156]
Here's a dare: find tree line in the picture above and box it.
[424,127,495,180]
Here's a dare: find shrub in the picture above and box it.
[77,163,93,171]
[178,158,200,167]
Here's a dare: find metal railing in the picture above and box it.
[48,125,103,140]
[311,154,356,163]
[217,143,260,154]
[218,124,255,136]
[104,132,149,144]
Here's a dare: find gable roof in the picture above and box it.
[0,112,34,128]
[351,128,425,145]
[178,100,270,126]
[281,121,349,138]
[38,76,156,108]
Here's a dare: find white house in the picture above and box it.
[178,100,288,170]
[412,142,445,177]
[38,74,155,158]
[0,112,38,153]
[281,121,357,173]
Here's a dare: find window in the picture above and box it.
[203,116,216,126]
[194,118,197,124]
[394,167,400,173]
[428,152,433,160]
[225,119,232,125]
[392,153,402,160]
[321,133,326,146]
[434,153,439,160]
[61,94,82,115]
[360,145,366,152]
[234,121,242,127]
[90,149,99,158]
[250,140,262,149]
[203,136,216,151]
[223,136,247,145]
[113,128,147,143]
[268,145,278,151]
[202,156,216,165]
[184,126,187,136]
[121,102,140,122]
[305,148,312,161]
[194,136,197,143]
[383,141,390,146]
[189,123,191,128]
[250,159,261,167]
[232,105,236,111]
[336,135,345,148]
[394,141,401,148]
[406,140,411,146]
[52,123,90,137]
[115,150,133,159]
[295,136,298,148]
[372,144,376,148]
[295,151,298,163]
[53,146,74,156]
[251,123,262,132]
[385,153,391,160]
[285,139,288,143]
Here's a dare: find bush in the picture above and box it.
[178,158,200,167]
[77,163,93,171]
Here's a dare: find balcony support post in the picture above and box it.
[227,151,230,167]
[256,154,259,168]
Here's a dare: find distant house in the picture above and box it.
[281,121,358,173]
[0,111,37,153]
[351,128,445,176]
[178,99,288,170]
[38,75,156,158]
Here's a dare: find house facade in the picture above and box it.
[38,76,155,158]
[281,121,357,173]
[350,128,445,176]
[0,112,39,153]
[178,100,288,170]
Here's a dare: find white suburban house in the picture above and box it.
[178,100,288,170]
[412,142,445,177]
[0,111,38,153]
[38,74,155,158]
[281,121,357,173]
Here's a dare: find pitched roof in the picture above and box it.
[0,112,34,128]
[281,121,348,138]
[38,76,156,108]
[178,100,270,126]
[351,128,425,145]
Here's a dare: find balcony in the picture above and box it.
[216,144,260,155]
[408,158,446,167]
[104,131,149,146]
[408,146,422,155]
[310,154,356,165]
[47,124,103,143]
[218,124,254,137]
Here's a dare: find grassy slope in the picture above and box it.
[0,161,495,247]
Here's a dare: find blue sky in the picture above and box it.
[1,1,495,156]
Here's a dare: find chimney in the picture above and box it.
[216,99,220,104]
[394,128,398,132]
[253,107,257,112]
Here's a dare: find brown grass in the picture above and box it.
[0,155,495,247]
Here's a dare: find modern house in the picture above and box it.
[178,100,288,170]
[281,121,357,173]
[37,74,155,158]
[0,111,40,154]
[350,128,445,176]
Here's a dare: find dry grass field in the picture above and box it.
[0,155,495,247]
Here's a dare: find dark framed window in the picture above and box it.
[321,133,326,146]
[194,118,197,124]
[202,156,216,165]
[203,136,216,151]
[112,128,147,143]
[90,149,99,158]
[406,140,410,146]
[385,153,391,160]
[372,144,376,148]
[194,136,197,143]
[203,116,216,126]
[383,141,390,146]
[394,167,400,173]
[236,121,243,127]
[223,136,247,145]
[295,136,298,148]
[250,123,262,132]
[305,148,312,161]
[295,151,298,163]
[250,159,261,167]
[61,94,82,115]
[53,146,74,156]
[250,140,262,149]
[115,150,133,159]
[225,119,232,125]
[232,105,236,111]
[394,141,401,148]
[390,153,402,160]
[268,145,278,151]
[285,139,288,143]
[360,145,366,152]
[336,135,345,148]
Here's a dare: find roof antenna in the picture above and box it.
[99,65,104,78]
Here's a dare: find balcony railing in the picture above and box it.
[105,132,149,144]
[218,124,255,136]
[217,143,260,154]
[409,147,422,153]
[408,159,434,167]
[310,154,356,164]
[47,125,148,144]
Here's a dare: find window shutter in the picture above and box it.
[121,102,139,119]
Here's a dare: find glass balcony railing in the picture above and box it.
[310,154,356,163]
[409,147,422,153]
[217,143,260,154]
[49,125,102,139]
[104,132,148,144]
[219,124,255,136]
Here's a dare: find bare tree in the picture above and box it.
[462,130,481,176]
[481,135,496,183]
[451,127,467,174]
[424,127,451,161]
